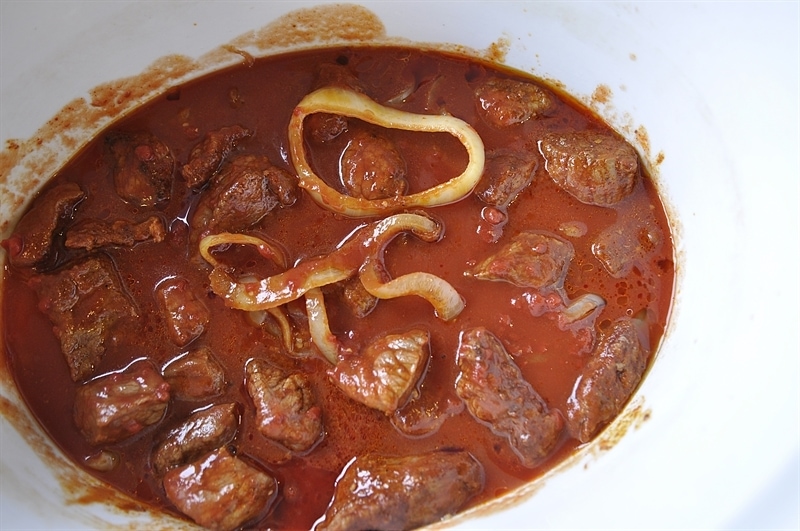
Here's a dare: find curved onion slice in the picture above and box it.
[560,293,606,325]
[205,213,447,312]
[360,258,465,321]
[199,232,286,269]
[267,307,295,353]
[304,288,339,364]
[288,86,486,217]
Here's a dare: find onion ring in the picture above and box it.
[288,86,485,217]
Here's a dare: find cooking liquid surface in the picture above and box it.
[2,47,674,529]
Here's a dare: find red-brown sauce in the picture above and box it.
[2,46,674,529]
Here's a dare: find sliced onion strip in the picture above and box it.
[199,232,286,269]
[266,307,295,354]
[288,86,485,217]
[304,288,339,364]
[205,213,445,312]
[360,259,465,321]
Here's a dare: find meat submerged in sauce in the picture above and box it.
[455,327,563,467]
[244,358,323,453]
[316,450,484,531]
[539,130,638,206]
[1,46,674,530]
[151,402,240,475]
[163,447,277,531]
[107,131,175,207]
[5,182,85,269]
[28,256,138,381]
[73,361,170,445]
[64,215,167,251]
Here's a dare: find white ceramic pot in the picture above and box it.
[1,2,797,529]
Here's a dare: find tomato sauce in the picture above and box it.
[2,46,674,529]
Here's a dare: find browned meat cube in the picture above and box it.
[566,318,649,442]
[191,154,297,238]
[3,182,84,269]
[307,113,348,143]
[592,206,665,278]
[470,230,574,291]
[107,131,174,207]
[156,277,210,347]
[314,63,364,92]
[474,77,553,127]
[244,359,322,452]
[64,216,166,251]
[539,130,639,206]
[340,131,407,200]
[29,256,138,381]
[73,362,170,445]
[163,447,276,531]
[475,151,538,207]
[455,328,563,467]
[181,125,253,188]
[340,276,378,318]
[163,346,227,401]
[151,403,240,475]
[330,329,430,415]
[181,125,252,188]
[317,450,484,531]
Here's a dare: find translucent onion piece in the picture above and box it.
[360,258,465,321]
[208,213,443,312]
[288,86,486,217]
[199,232,286,269]
[560,293,606,326]
[304,288,339,365]
[267,307,295,354]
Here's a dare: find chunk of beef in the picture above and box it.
[163,447,276,531]
[3,182,84,269]
[340,276,378,318]
[29,256,137,381]
[592,205,664,277]
[391,394,464,438]
[163,346,227,401]
[152,403,240,475]
[314,63,364,93]
[539,130,638,206]
[73,362,170,445]
[475,151,538,207]
[455,327,563,467]
[107,131,174,207]
[340,131,407,200]
[474,77,553,127]
[566,318,649,443]
[317,450,484,531]
[181,125,252,188]
[244,358,322,452]
[156,277,210,347]
[470,230,574,291]
[307,113,348,143]
[191,154,297,238]
[64,216,166,251]
[330,329,430,415]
